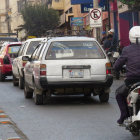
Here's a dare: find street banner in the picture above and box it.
[71,17,84,26]
[90,8,102,28]
[71,0,107,7]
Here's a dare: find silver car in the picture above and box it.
[12,38,45,89]
[23,37,113,105]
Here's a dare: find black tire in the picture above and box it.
[24,83,33,99]
[0,71,5,82]
[19,76,24,89]
[99,92,109,103]
[34,93,43,105]
[13,75,18,86]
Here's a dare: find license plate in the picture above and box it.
[69,69,84,78]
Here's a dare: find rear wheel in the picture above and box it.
[99,91,109,103]
[34,88,43,105]
[24,82,33,99]
[19,76,24,89]
[0,70,5,82]
[13,75,18,86]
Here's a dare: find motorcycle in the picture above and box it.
[124,82,140,136]
[107,51,121,79]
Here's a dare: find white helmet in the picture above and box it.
[129,26,140,44]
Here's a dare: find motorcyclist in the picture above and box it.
[113,26,140,125]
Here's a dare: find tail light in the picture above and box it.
[22,61,27,67]
[40,64,46,76]
[106,63,112,75]
[3,55,10,64]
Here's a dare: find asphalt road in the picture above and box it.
[0,78,140,140]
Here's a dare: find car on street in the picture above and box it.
[12,38,45,89]
[23,37,113,105]
[0,42,21,81]
[0,37,19,50]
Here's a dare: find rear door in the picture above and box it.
[44,40,108,82]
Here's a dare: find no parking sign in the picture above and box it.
[90,8,102,27]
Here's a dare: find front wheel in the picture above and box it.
[99,91,109,103]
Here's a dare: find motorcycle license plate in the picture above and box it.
[69,69,84,78]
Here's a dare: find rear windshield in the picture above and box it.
[8,45,21,58]
[26,41,40,55]
[46,41,105,59]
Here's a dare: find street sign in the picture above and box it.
[90,8,102,27]
[71,17,83,26]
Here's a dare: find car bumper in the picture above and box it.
[40,75,113,89]
[1,65,12,76]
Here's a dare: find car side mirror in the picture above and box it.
[22,56,31,61]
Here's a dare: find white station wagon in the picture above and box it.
[23,37,113,105]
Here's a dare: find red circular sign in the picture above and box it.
[90,9,101,20]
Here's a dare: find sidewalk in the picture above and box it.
[0,109,28,140]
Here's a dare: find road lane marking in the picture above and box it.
[0,120,12,124]
[0,114,8,118]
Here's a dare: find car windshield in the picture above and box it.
[26,41,40,55]
[46,41,105,59]
[8,45,21,58]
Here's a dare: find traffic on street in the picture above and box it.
[0,0,140,140]
[0,78,139,140]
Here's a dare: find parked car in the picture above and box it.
[23,37,113,105]
[0,37,19,50]
[12,38,45,89]
[0,42,21,81]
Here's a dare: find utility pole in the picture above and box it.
[93,0,100,41]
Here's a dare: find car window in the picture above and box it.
[46,41,105,59]
[35,43,45,60]
[8,45,21,58]
[26,41,41,55]
[31,47,40,61]
[18,42,27,56]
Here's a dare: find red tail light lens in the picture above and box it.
[40,64,46,76]
[106,69,111,75]
[22,61,27,67]
[138,89,140,95]
[106,63,112,75]
[40,71,46,76]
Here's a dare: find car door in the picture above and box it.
[12,43,25,77]
[26,45,41,86]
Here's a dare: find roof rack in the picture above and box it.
[45,29,90,38]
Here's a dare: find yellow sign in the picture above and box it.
[27,36,36,39]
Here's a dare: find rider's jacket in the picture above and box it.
[114,44,140,80]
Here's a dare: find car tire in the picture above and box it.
[0,72,5,82]
[19,76,24,89]
[13,75,18,86]
[24,82,33,99]
[34,88,43,105]
[99,91,109,103]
